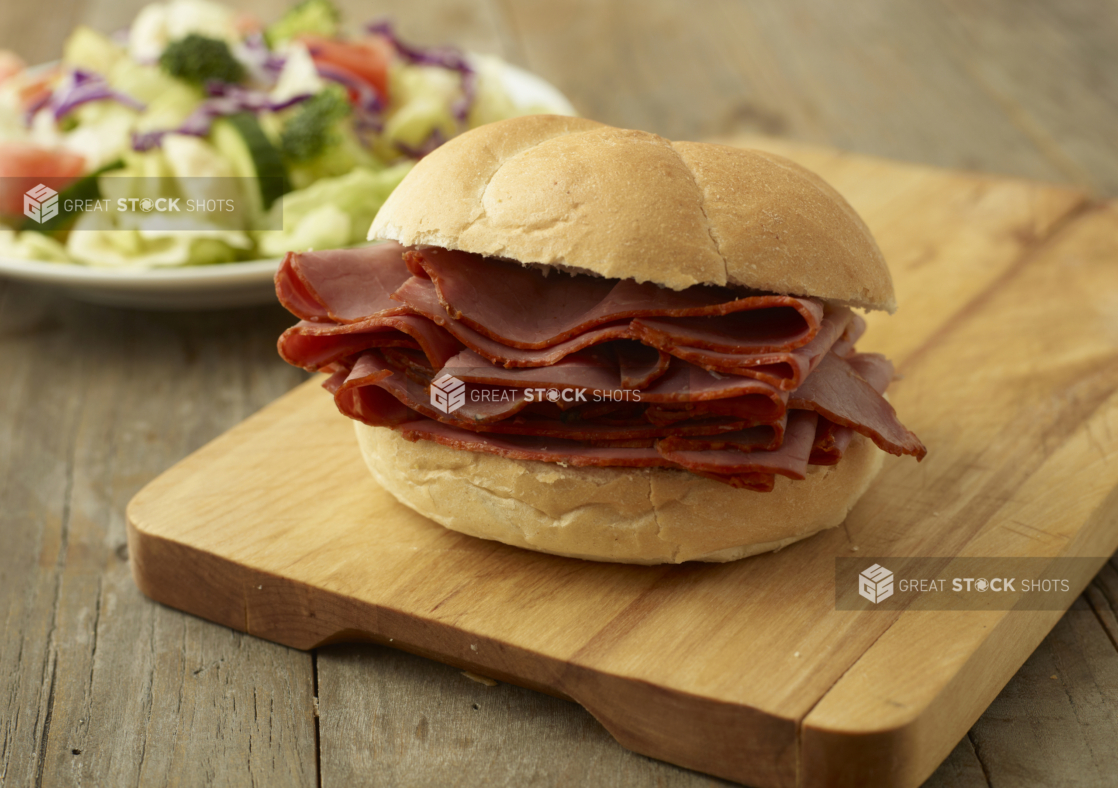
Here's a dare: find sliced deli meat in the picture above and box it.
[637,306,854,390]
[405,247,825,349]
[655,416,786,454]
[279,315,463,371]
[628,297,824,356]
[393,275,639,367]
[639,362,789,419]
[393,270,826,382]
[792,352,926,459]
[334,351,765,441]
[848,352,895,393]
[334,351,531,427]
[442,347,623,393]
[441,344,667,396]
[328,354,420,428]
[276,242,925,491]
[615,343,672,389]
[276,241,412,323]
[481,415,755,441]
[657,411,819,480]
[810,419,856,467]
[809,352,895,465]
[831,313,868,359]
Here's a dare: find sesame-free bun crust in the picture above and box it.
[356,422,885,564]
[370,115,895,312]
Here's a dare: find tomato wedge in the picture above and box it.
[299,34,392,102]
[0,141,85,216]
[11,65,61,116]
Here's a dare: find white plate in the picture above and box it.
[0,254,288,308]
[0,61,576,310]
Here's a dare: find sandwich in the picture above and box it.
[275,115,926,564]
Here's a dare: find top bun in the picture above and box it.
[370,115,895,312]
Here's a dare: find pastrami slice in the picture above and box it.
[276,242,412,323]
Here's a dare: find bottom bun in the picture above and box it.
[355,423,885,564]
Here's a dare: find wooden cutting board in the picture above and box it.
[126,137,1118,788]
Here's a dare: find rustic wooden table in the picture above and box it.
[3,1,1118,786]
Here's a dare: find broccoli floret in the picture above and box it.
[280,87,351,162]
[266,0,340,47]
[159,34,245,87]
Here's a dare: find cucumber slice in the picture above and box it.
[19,159,126,234]
[211,112,290,214]
[63,25,124,76]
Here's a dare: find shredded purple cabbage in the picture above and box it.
[236,33,287,86]
[395,127,447,160]
[366,20,476,123]
[314,62,383,115]
[23,91,52,127]
[366,20,469,72]
[49,68,145,121]
[205,81,311,111]
[244,33,287,72]
[131,84,311,152]
[353,113,384,137]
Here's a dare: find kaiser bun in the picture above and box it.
[370,115,895,312]
[356,423,885,564]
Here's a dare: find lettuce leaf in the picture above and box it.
[0,229,71,262]
[256,162,411,255]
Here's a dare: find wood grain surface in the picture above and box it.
[122,142,1117,787]
[3,1,1118,787]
